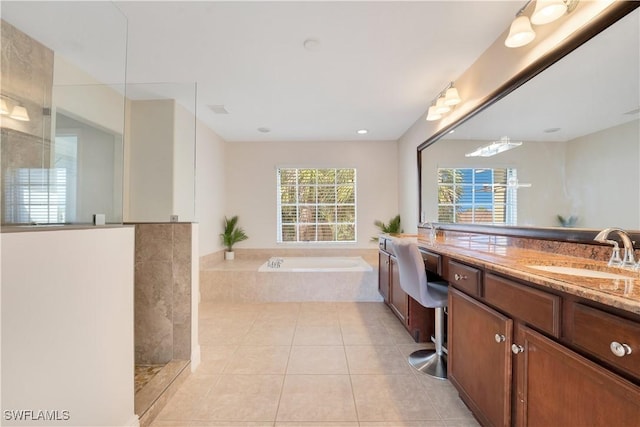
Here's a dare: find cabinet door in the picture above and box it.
[389,256,408,324]
[449,287,513,427]
[378,251,390,303]
[515,325,640,427]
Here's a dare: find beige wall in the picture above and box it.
[53,56,125,136]
[565,119,640,229]
[1,227,136,426]
[195,120,227,256]
[173,102,196,222]
[398,1,619,232]
[127,99,175,222]
[225,140,398,249]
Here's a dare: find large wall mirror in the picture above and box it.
[419,5,639,243]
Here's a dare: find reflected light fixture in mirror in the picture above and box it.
[0,99,9,115]
[9,105,30,121]
[465,136,523,157]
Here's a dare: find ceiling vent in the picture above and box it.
[208,104,229,114]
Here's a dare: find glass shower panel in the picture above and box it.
[0,2,127,226]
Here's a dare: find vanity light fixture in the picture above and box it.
[426,82,461,122]
[356,129,368,135]
[505,0,579,48]
[9,105,30,122]
[465,136,523,157]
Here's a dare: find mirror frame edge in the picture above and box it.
[417,1,640,247]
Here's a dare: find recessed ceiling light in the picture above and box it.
[257,127,271,133]
[448,130,455,134]
[303,38,321,52]
[356,129,368,135]
[544,127,561,133]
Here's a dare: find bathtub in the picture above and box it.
[258,256,372,272]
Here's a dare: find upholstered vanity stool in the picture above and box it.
[391,238,449,379]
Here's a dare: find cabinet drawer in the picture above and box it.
[484,273,561,337]
[420,249,441,275]
[570,303,640,379]
[447,260,481,296]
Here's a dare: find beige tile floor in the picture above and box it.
[151,301,480,427]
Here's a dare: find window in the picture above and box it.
[4,168,68,224]
[437,167,517,225]
[277,168,356,242]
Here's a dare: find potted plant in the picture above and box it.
[220,215,248,260]
[371,214,403,241]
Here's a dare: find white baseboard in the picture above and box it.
[191,344,201,372]
[125,414,140,426]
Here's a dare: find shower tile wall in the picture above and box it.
[1,20,54,224]
[134,223,192,364]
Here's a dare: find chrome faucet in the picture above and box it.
[594,228,636,268]
[267,257,283,268]
[423,221,437,244]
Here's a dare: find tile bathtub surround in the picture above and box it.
[134,223,193,364]
[150,301,479,427]
[200,248,381,303]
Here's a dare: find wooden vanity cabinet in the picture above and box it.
[378,250,390,303]
[445,258,640,427]
[389,256,408,323]
[514,324,640,427]
[449,287,513,427]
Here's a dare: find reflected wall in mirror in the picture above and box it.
[1,2,127,226]
[420,8,639,232]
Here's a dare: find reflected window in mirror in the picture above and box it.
[437,167,518,226]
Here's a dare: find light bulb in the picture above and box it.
[426,105,441,121]
[505,15,536,48]
[435,96,451,114]
[444,87,461,106]
[531,0,567,25]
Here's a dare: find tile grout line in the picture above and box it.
[272,305,298,425]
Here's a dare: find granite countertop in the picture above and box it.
[405,234,640,316]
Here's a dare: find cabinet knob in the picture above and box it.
[495,334,506,343]
[511,344,524,354]
[454,273,468,281]
[610,341,632,357]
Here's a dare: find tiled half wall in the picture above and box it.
[133,223,192,364]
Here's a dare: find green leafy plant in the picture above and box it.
[371,214,403,241]
[220,215,248,251]
[557,214,578,227]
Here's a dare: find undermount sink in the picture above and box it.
[527,265,633,280]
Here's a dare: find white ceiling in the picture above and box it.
[2,1,523,142]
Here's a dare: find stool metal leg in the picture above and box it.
[408,306,447,379]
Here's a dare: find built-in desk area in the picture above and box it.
[379,231,640,426]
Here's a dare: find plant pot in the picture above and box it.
[224,251,235,261]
